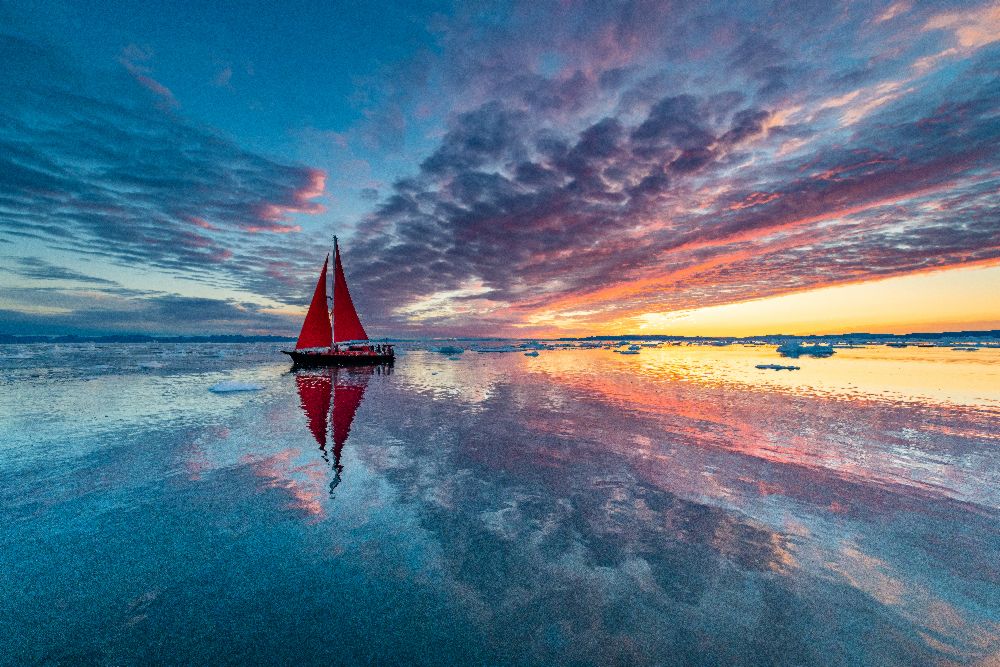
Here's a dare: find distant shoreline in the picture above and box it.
[566,330,1000,343]
[0,334,297,345]
[1,330,997,345]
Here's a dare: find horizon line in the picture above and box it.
[2,328,999,342]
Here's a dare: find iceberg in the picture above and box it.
[776,342,835,358]
[209,381,264,393]
[475,345,520,353]
[436,345,465,355]
[524,351,539,357]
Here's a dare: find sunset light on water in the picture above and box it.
[1,342,998,664]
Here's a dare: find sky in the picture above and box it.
[0,0,998,338]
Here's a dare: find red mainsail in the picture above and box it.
[332,240,369,343]
[295,255,333,349]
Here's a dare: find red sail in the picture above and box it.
[295,371,332,449]
[332,241,369,343]
[295,256,332,349]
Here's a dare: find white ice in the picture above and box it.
[209,381,265,393]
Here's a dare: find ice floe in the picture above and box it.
[209,381,264,393]
[777,342,835,358]
[475,345,520,353]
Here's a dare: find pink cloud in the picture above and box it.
[119,45,179,108]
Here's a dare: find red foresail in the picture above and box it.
[332,241,369,343]
[295,256,332,349]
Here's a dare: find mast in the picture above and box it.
[330,235,337,351]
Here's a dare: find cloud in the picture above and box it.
[0,288,298,336]
[2,1,998,337]
[923,2,1000,50]
[213,66,233,88]
[2,257,117,285]
[338,3,1000,335]
[0,31,330,311]
[119,43,179,108]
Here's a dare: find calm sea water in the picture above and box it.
[1,342,997,665]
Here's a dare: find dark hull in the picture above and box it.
[283,350,395,368]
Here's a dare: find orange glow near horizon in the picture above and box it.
[528,263,1000,337]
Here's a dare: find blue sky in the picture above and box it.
[1,0,998,337]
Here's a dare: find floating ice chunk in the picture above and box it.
[436,345,465,355]
[209,381,264,393]
[951,347,979,351]
[524,351,539,357]
[776,342,835,358]
[139,361,165,369]
[756,364,800,371]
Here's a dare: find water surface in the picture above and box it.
[1,343,997,665]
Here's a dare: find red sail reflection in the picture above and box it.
[295,372,332,448]
[331,374,367,458]
[295,365,387,493]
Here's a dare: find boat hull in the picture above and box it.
[283,350,395,368]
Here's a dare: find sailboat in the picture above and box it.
[282,237,394,367]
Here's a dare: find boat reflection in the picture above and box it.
[294,364,390,494]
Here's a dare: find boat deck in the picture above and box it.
[283,349,395,367]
